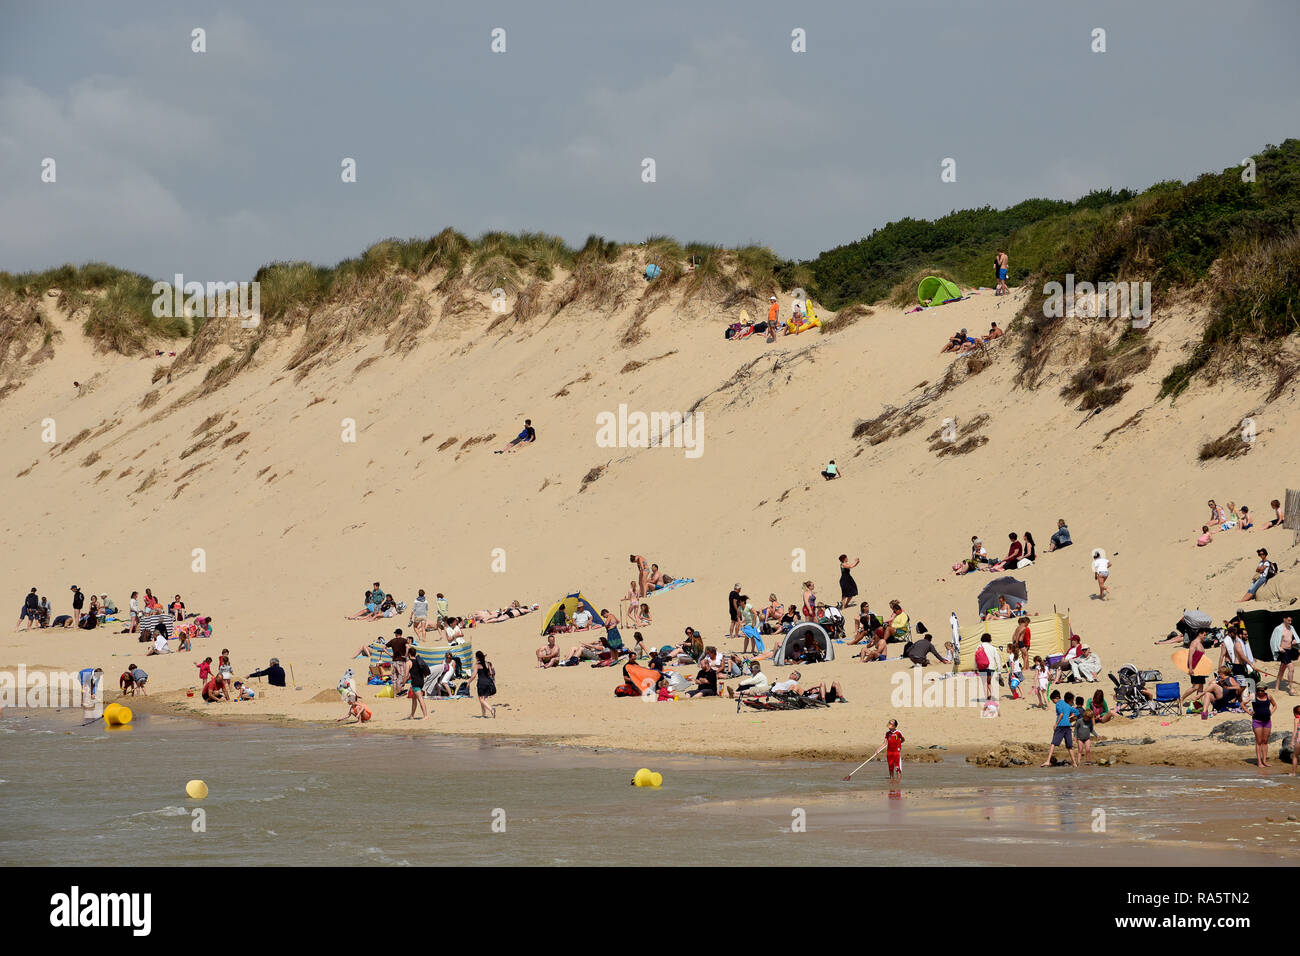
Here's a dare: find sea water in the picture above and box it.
[1,709,1294,866]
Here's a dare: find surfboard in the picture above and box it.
[1171,649,1215,676]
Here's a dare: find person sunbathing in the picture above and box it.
[537,635,561,668]
[940,329,968,354]
[565,638,607,663]
[647,563,672,591]
[1200,667,1243,718]
[859,630,888,662]
[345,591,380,620]
[985,322,1003,341]
[800,678,848,704]
[1267,499,1285,528]
[480,601,538,623]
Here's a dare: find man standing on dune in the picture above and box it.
[767,295,779,326]
[995,250,1010,296]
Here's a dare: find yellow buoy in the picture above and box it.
[185,779,209,799]
[650,772,663,788]
[633,768,654,787]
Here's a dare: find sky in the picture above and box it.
[1,0,1297,281]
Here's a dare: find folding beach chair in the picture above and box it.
[1151,682,1181,717]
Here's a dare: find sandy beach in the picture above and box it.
[4,273,1298,772]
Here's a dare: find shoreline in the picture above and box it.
[49,683,1290,775]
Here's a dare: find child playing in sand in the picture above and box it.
[884,719,905,782]
[1194,525,1216,547]
[338,691,372,723]
[656,677,674,702]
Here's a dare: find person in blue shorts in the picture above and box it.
[1041,690,1080,767]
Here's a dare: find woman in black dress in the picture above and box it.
[838,555,861,609]
[473,650,497,718]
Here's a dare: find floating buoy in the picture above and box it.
[186,779,208,799]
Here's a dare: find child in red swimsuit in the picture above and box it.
[884,719,905,781]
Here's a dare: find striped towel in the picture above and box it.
[137,612,176,639]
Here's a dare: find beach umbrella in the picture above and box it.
[976,577,1027,616]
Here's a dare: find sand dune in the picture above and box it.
[2,266,1297,764]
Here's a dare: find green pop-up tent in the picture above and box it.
[917,276,962,306]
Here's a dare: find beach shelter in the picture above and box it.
[977,577,1029,617]
[772,622,835,665]
[540,591,603,634]
[1238,609,1292,662]
[917,275,962,306]
[957,613,1071,667]
[621,662,661,696]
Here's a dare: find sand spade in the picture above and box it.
[843,744,887,781]
[291,663,302,691]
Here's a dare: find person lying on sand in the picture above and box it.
[565,638,607,663]
[800,678,847,704]
[479,602,539,623]
[345,591,381,620]
[940,329,968,354]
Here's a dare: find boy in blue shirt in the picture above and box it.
[1041,690,1080,768]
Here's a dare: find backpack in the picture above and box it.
[974,644,990,670]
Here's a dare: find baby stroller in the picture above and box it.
[817,606,846,641]
[1108,663,1165,718]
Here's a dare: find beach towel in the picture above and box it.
[646,577,694,597]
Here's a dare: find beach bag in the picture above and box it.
[975,645,990,670]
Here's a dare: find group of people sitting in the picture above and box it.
[953,521,1074,576]
[939,323,1002,354]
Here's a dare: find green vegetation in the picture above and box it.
[803,191,1137,308]
[1005,139,1300,394]
[5,139,1299,379]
